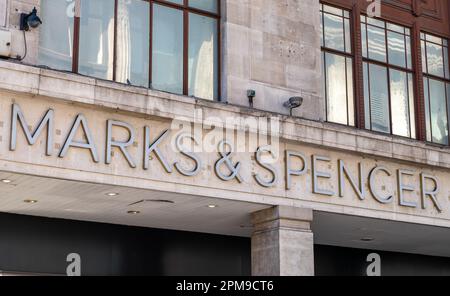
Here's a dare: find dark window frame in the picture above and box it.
[360,15,416,139]
[71,0,221,100]
[421,32,450,145]
[320,3,357,127]
[320,0,450,147]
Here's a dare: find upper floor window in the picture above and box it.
[320,4,355,126]
[38,0,219,101]
[361,16,416,138]
[421,33,450,145]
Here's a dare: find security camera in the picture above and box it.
[284,96,303,116]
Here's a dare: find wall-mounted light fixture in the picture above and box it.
[284,96,303,116]
[20,7,42,31]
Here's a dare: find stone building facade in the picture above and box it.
[0,0,449,276]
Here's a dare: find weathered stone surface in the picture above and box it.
[223,0,323,119]
[251,206,314,276]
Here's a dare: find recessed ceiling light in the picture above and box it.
[1,179,12,184]
[361,237,375,242]
[127,210,140,215]
[207,204,218,208]
[24,199,38,204]
[106,192,119,197]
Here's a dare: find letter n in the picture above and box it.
[10,103,54,156]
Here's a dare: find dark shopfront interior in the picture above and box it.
[0,213,449,276]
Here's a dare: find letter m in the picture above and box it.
[10,104,54,156]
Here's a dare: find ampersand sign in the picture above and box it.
[214,140,243,183]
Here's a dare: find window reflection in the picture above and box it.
[188,14,218,100]
[422,33,450,145]
[78,0,115,80]
[320,4,354,126]
[362,16,415,138]
[116,0,149,87]
[189,0,218,13]
[152,4,183,95]
[324,13,345,52]
[390,69,411,137]
[38,0,74,71]
[37,0,219,101]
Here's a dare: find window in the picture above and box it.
[152,4,183,94]
[78,0,115,80]
[421,33,450,145]
[361,16,416,138]
[37,0,219,101]
[116,0,150,88]
[320,4,355,126]
[38,0,74,71]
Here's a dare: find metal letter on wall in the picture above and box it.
[312,155,334,196]
[338,160,365,200]
[59,114,99,163]
[10,104,54,156]
[397,169,417,208]
[420,173,442,212]
[143,127,172,173]
[285,150,307,190]
[174,133,201,177]
[369,166,393,204]
[254,145,278,188]
[214,141,243,183]
[106,120,136,168]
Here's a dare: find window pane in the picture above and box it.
[188,13,218,100]
[367,25,387,62]
[363,62,371,130]
[406,36,412,69]
[444,48,449,79]
[426,34,442,44]
[323,13,345,52]
[421,40,427,73]
[361,23,367,58]
[390,69,410,137]
[367,17,385,28]
[428,79,449,145]
[408,74,416,139]
[116,0,149,87]
[344,18,351,54]
[38,0,73,71]
[387,31,406,68]
[323,5,343,16]
[423,79,432,142]
[152,5,183,94]
[426,42,444,77]
[324,52,348,125]
[387,23,404,34]
[189,0,218,13]
[79,0,115,80]
[347,58,355,126]
[368,64,390,133]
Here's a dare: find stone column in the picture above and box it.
[251,206,314,276]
